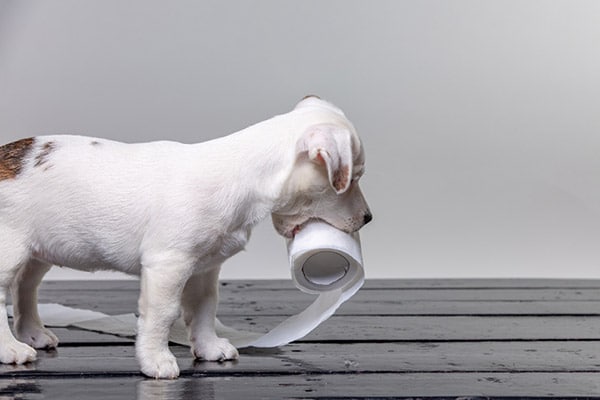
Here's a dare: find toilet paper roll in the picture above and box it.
[291,221,363,294]
[215,220,364,348]
[8,221,364,349]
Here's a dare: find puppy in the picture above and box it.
[0,96,371,378]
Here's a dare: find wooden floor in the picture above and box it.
[2,279,600,399]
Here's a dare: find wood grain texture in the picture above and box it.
[2,279,600,398]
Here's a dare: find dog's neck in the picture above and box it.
[182,113,290,234]
[188,107,346,231]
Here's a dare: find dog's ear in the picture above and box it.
[299,124,354,194]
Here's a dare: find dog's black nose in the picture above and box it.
[363,212,373,225]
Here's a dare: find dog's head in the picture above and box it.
[272,97,372,238]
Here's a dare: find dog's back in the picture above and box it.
[0,136,189,273]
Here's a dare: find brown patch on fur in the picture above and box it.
[0,138,35,180]
[90,140,100,146]
[333,165,350,192]
[34,141,56,169]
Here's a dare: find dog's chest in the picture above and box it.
[200,226,251,265]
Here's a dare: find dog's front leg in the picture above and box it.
[181,266,239,362]
[136,252,195,379]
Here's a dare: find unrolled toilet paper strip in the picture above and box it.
[224,220,364,348]
[7,221,364,348]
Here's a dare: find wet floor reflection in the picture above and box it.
[137,377,216,400]
[0,360,39,375]
[0,378,42,398]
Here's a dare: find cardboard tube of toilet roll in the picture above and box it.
[10,222,365,349]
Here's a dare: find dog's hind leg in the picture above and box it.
[11,258,59,349]
[181,265,239,362]
[0,230,37,364]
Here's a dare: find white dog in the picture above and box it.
[0,96,371,378]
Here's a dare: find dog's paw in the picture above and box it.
[139,350,180,379]
[0,340,37,364]
[191,337,239,362]
[15,324,59,349]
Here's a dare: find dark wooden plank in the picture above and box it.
[45,328,134,345]
[40,280,139,291]
[33,282,600,317]
[39,278,600,292]
[36,316,595,343]
[217,300,600,316]
[138,373,600,397]
[1,373,599,398]
[33,290,600,317]
[216,315,600,341]
[35,292,139,315]
[221,278,600,290]
[367,278,600,290]
[2,341,599,377]
[218,288,600,301]
[217,285,600,318]
[23,315,600,344]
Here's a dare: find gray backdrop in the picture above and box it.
[1,0,599,280]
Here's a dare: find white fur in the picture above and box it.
[0,97,371,378]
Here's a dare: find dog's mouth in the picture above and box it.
[289,218,327,239]
[275,215,339,239]
[283,223,305,239]
[291,225,302,237]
